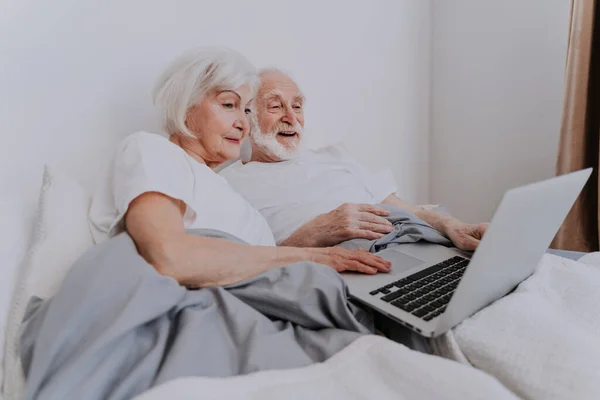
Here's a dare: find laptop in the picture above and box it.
[341,168,592,338]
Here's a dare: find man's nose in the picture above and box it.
[281,107,297,126]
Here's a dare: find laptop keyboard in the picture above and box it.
[369,256,469,321]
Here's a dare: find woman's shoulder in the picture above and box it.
[110,130,196,181]
[115,131,188,160]
[118,131,173,150]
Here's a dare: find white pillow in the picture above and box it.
[3,165,94,400]
[0,195,37,394]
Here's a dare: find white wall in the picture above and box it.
[431,0,571,223]
[0,0,431,205]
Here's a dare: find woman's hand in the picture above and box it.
[310,247,391,275]
[281,203,394,247]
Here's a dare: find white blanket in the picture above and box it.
[135,253,600,400]
[432,253,600,400]
[134,334,516,400]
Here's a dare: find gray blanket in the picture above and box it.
[19,230,373,400]
[19,207,449,400]
[338,204,452,252]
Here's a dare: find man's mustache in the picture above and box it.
[270,122,303,135]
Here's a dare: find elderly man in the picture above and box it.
[220,68,487,251]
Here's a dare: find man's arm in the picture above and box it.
[381,195,452,236]
[381,194,488,251]
[280,203,394,247]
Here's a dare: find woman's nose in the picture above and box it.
[234,113,249,134]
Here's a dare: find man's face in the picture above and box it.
[250,72,305,161]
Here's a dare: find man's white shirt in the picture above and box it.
[220,145,398,244]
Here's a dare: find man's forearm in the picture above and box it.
[381,194,453,236]
[279,225,318,247]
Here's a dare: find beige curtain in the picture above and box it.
[553,0,600,252]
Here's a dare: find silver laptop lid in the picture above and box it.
[435,168,592,335]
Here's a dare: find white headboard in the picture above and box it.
[0,0,431,205]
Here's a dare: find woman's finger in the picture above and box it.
[346,260,378,275]
[368,253,392,271]
[354,249,391,271]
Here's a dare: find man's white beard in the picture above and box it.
[250,121,303,161]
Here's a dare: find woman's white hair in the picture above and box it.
[152,47,258,137]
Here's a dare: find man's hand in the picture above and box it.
[443,220,489,251]
[281,203,394,247]
[381,194,488,251]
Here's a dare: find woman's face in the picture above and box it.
[181,84,252,168]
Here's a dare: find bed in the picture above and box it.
[2,165,599,400]
[546,249,585,261]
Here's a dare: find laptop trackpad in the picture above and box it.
[377,248,425,275]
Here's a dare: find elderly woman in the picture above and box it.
[89,47,390,288]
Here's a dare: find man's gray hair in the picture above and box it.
[257,67,292,79]
[256,67,304,97]
[153,47,258,137]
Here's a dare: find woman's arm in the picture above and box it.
[126,192,391,288]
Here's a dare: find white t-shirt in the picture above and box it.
[219,145,398,244]
[89,131,276,246]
